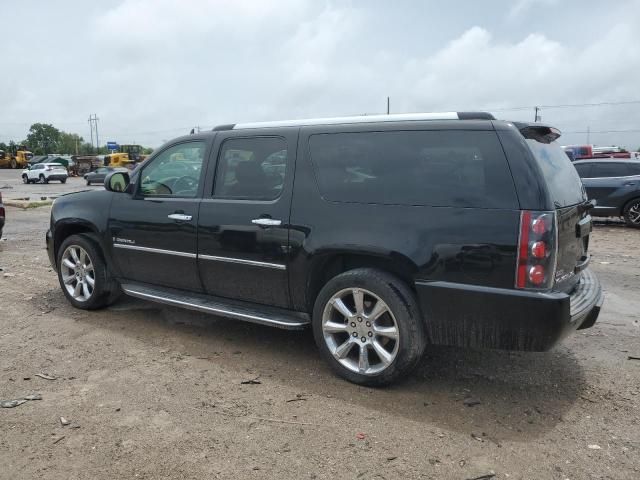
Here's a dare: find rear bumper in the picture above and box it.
[46,174,68,181]
[415,268,603,351]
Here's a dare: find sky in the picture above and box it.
[1,0,640,149]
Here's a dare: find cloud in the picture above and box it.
[2,0,640,149]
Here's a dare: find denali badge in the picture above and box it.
[113,237,135,245]
[555,269,574,283]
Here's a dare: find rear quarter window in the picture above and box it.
[526,140,585,206]
[308,130,518,208]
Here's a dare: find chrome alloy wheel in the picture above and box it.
[628,201,640,224]
[60,245,95,302]
[322,288,399,375]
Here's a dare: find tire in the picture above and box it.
[312,268,426,386]
[56,234,120,310]
[10,158,16,169]
[61,178,66,184]
[86,180,91,186]
[623,198,640,228]
[39,174,47,184]
[22,175,28,184]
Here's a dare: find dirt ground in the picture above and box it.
[0,204,639,480]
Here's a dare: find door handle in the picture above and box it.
[168,213,193,221]
[624,182,636,186]
[252,218,282,227]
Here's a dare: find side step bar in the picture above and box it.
[121,283,310,330]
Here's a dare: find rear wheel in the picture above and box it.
[57,234,120,310]
[623,198,640,228]
[10,158,16,169]
[312,268,426,386]
[86,180,91,185]
[61,178,66,184]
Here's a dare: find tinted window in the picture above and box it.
[308,130,517,208]
[526,140,585,206]
[140,141,205,197]
[628,163,640,176]
[574,163,592,178]
[590,163,628,178]
[214,137,287,200]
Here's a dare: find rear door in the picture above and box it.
[525,138,590,292]
[582,163,631,207]
[197,129,296,308]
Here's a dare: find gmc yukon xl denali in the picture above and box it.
[46,112,603,386]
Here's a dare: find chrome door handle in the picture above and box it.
[252,218,282,227]
[168,213,193,221]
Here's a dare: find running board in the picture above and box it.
[120,283,310,330]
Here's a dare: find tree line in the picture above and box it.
[0,123,154,156]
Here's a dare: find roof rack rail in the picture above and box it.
[212,111,495,131]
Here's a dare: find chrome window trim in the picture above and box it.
[113,243,197,258]
[199,254,286,270]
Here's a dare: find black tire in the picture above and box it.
[312,268,426,387]
[623,197,640,228]
[10,158,17,169]
[39,174,47,184]
[86,180,91,186]
[56,233,120,310]
[22,175,28,184]
[61,178,66,184]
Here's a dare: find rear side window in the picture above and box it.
[308,130,518,208]
[526,140,585,206]
[214,137,287,200]
[628,163,640,176]
[574,163,592,178]
[590,163,628,178]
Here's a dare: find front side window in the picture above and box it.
[214,137,287,200]
[140,142,205,197]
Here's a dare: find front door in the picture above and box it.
[197,131,296,308]
[108,140,210,291]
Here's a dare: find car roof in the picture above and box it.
[574,159,640,164]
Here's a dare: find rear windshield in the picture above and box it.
[308,130,518,208]
[526,140,585,207]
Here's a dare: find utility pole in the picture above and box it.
[386,97,390,115]
[534,106,541,122]
[88,114,100,152]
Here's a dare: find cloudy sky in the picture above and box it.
[2,0,640,149]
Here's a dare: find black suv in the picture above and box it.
[573,159,640,227]
[46,112,603,386]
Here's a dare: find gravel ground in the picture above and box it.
[0,204,638,480]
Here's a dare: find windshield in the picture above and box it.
[526,140,586,207]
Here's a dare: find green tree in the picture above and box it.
[25,123,61,155]
[0,142,7,152]
[58,132,85,155]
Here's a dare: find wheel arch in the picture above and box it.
[621,195,640,215]
[53,221,100,265]
[304,249,418,313]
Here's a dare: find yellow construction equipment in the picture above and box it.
[0,145,33,169]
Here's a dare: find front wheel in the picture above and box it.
[623,198,640,228]
[57,234,119,310]
[312,268,426,386]
[60,178,66,184]
[10,158,16,169]
[22,175,28,184]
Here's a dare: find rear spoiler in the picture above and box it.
[514,122,561,144]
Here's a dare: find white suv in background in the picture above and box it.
[22,163,68,184]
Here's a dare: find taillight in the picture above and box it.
[515,210,557,290]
